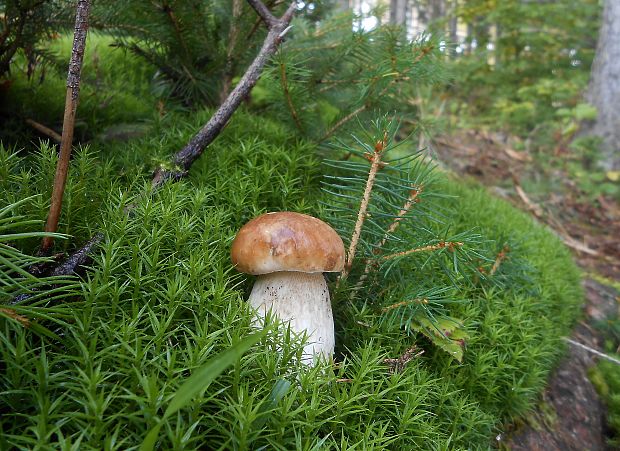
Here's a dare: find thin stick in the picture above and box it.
[152,0,296,189]
[41,0,91,254]
[25,119,62,143]
[247,0,278,26]
[563,337,620,366]
[322,104,367,142]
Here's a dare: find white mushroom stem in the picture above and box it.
[248,271,334,363]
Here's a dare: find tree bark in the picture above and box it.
[587,0,620,170]
[390,0,408,26]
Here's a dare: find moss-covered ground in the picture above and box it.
[1,35,582,449]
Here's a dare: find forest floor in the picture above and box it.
[432,130,620,450]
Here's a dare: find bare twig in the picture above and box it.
[247,0,278,27]
[563,337,620,366]
[49,232,103,277]
[322,104,367,142]
[25,118,62,143]
[11,233,103,305]
[41,0,91,254]
[152,0,296,189]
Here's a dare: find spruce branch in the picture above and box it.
[319,43,436,142]
[152,0,296,189]
[351,185,423,296]
[381,241,464,261]
[41,0,91,254]
[279,61,303,131]
[340,132,388,281]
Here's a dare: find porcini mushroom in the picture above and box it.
[231,212,345,363]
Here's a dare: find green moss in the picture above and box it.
[0,108,582,449]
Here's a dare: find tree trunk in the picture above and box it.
[587,0,620,170]
[390,0,408,26]
[336,0,350,11]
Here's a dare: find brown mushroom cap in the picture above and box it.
[231,212,345,275]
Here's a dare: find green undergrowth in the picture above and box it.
[0,107,582,449]
[1,33,160,145]
[589,310,620,448]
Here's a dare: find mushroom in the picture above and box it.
[231,212,345,363]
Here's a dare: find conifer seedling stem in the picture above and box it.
[351,186,422,296]
[341,137,386,281]
[41,0,90,254]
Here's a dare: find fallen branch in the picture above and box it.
[25,118,62,143]
[11,233,103,305]
[563,337,620,366]
[512,177,599,256]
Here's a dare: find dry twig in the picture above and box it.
[41,0,91,254]
[25,119,62,143]
[152,0,296,189]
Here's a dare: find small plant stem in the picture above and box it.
[152,0,296,189]
[351,186,422,296]
[341,137,387,281]
[279,62,303,131]
[381,241,464,261]
[41,0,90,254]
